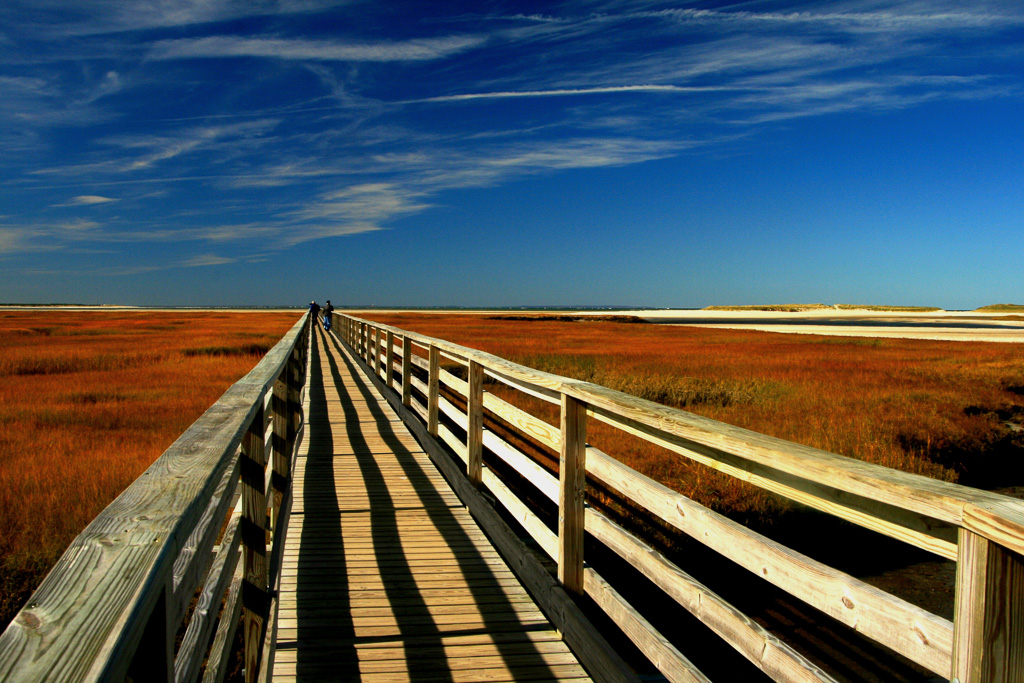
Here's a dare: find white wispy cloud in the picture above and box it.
[3,0,1022,270]
[14,0,343,36]
[643,5,1024,32]
[99,119,280,171]
[150,35,485,62]
[180,253,235,267]
[0,228,30,254]
[282,182,430,243]
[411,84,736,103]
[67,195,119,205]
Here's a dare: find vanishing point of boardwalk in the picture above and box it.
[272,327,592,682]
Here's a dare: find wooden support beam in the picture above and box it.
[270,369,288,532]
[386,330,395,390]
[126,583,172,683]
[241,402,268,683]
[467,360,484,487]
[372,326,382,378]
[954,529,1024,682]
[351,345,638,683]
[401,336,412,408]
[428,345,440,437]
[559,394,587,597]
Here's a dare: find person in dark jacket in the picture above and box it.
[323,300,334,322]
[322,300,333,331]
[309,301,321,326]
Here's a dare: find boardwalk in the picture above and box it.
[272,327,592,682]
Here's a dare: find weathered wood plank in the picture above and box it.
[241,401,268,683]
[586,510,837,683]
[558,394,586,597]
[953,528,1024,682]
[175,505,243,683]
[344,331,639,683]
[484,391,561,452]
[583,569,710,683]
[274,328,602,683]
[428,344,440,437]
[586,446,953,675]
[171,457,240,621]
[467,361,485,487]
[201,554,245,683]
[0,314,308,683]
[340,315,1024,535]
[587,403,958,559]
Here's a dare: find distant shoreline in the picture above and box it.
[3,304,1022,343]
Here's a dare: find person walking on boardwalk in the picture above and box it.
[323,300,334,331]
[309,300,321,328]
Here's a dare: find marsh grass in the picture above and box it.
[182,343,274,357]
[0,310,299,629]
[366,313,1024,523]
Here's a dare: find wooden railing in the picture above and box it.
[0,312,310,683]
[335,312,1024,683]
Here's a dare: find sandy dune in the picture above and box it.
[603,308,1024,343]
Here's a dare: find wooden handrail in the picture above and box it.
[0,312,310,683]
[338,312,1024,683]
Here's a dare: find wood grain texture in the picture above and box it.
[586,510,837,683]
[386,330,395,389]
[954,529,1024,682]
[338,315,1024,534]
[273,328,599,683]
[241,401,268,683]
[468,361,485,487]
[585,446,953,676]
[428,345,440,437]
[558,395,586,597]
[402,336,413,407]
[174,504,243,683]
[0,313,309,683]
[583,569,711,683]
[340,323,637,683]
[323,314,1024,683]
[586,403,958,559]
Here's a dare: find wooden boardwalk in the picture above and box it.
[272,327,592,682]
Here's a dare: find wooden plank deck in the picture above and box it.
[272,326,593,682]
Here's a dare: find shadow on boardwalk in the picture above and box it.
[277,325,580,682]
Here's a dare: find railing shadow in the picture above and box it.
[325,331,560,681]
[290,325,356,676]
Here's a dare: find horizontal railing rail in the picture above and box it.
[0,312,311,683]
[335,312,1024,683]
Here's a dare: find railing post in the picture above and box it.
[240,402,268,683]
[126,584,172,683]
[269,366,289,531]
[359,323,367,361]
[386,330,395,390]
[467,360,484,487]
[428,345,440,437]
[953,528,1024,681]
[558,393,587,597]
[288,333,303,456]
[373,327,382,378]
[401,337,412,408]
[369,326,376,369]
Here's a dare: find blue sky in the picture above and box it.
[1,1,1021,308]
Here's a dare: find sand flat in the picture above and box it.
[601,308,1024,343]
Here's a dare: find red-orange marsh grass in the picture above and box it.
[0,310,300,627]
[364,313,1024,519]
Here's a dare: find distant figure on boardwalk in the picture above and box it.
[323,300,334,331]
[309,300,321,327]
